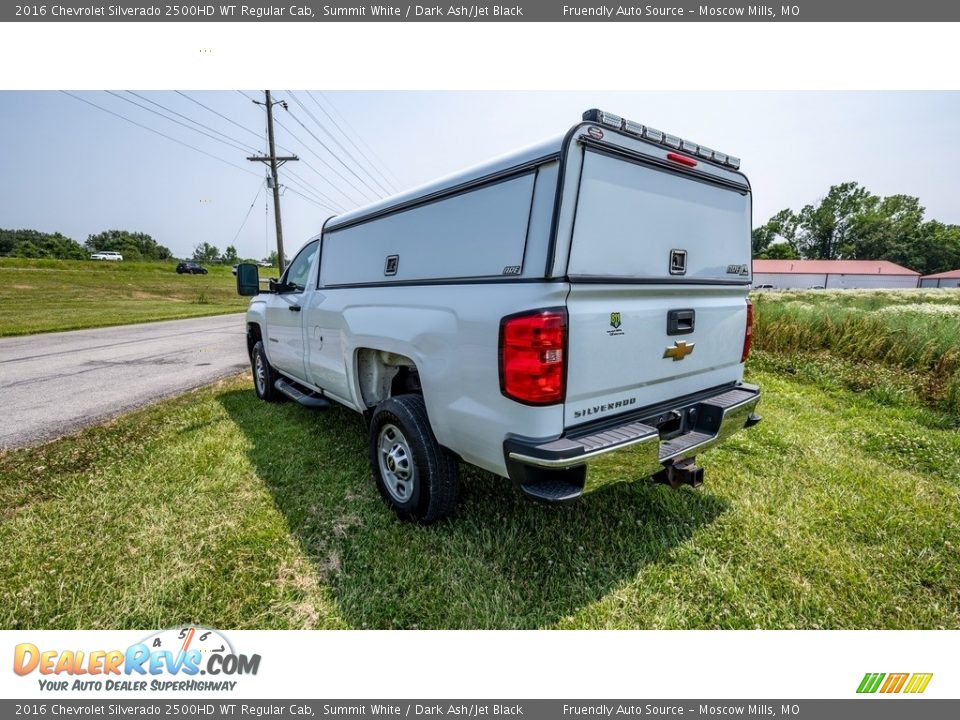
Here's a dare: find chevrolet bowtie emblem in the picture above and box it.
[663,340,696,361]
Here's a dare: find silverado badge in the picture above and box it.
[663,340,695,361]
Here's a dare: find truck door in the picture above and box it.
[263,239,319,382]
[302,288,354,405]
[562,146,752,428]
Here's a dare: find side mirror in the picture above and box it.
[268,278,292,294]
[236,263,260,296]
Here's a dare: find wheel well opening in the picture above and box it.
[357,349,421,408]
[246,323,262,358]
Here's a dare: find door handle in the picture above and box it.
[666,309,695,335]
[289,305,301,312]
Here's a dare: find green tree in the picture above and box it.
[752,209,799,257]
[758,242,800,260]
[221,245,238,264]
[846,194,925,261]
[192,242,221,264]
[0,228,87,259]
[792,182,874,260]
[263,250,278,267]
[893,221,960,276]
[752,184,960,274]
[85,230,173,261]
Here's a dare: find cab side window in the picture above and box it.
[283,240,319,292]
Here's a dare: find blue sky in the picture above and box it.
[1,91,958,260]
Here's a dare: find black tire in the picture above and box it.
[368,394,459,524]
[201,269,208,274]
[251,340,282,402]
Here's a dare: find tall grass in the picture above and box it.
[753,289,960,413]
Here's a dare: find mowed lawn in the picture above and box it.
[0,258,276,336]
[2,358,958,629]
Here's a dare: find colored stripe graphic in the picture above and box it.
[880,673,909,693]
[857,672,932,694]
[857,673,885,693]
[904,673,933,694]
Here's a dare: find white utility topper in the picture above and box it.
[236,109,761,523]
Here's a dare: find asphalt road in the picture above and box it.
[0,314,249,450]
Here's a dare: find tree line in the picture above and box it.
[0,228,174,261]
[0,229,263,265]
[752,182,960,275]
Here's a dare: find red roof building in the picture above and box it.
[919,269,960,288]
[752,259,920,289]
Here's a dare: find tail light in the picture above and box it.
[499,308,567,405]
[741,300,753,363]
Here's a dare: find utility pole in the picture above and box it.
[247,90,298,270]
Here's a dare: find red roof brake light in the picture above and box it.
[499,309,567,405]
[667,152,698,168]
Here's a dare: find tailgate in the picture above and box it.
[562,144,752,428]
[564,286,749,427]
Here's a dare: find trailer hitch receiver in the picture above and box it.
[654,458,704,489]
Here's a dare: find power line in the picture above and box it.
[279,102,384,201]
[317,90,404,188]
[240,89,353,210]
[175,91,265,143]
[304,90,399,193]
[105,91,253,155]
[282,169,345,212]
[231,181,265,246]
[286,156,356,209]
[125,91,261,154]
[274,115,374,205]
[60,91,259,178]
[284,185,338,211]
[287,90,392,196]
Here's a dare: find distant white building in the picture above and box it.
[919,269,960,288]
[752,259,920,289]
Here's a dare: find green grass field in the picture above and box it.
[0,258,277,336]
[2,354,958,629]
[753,288,960,412]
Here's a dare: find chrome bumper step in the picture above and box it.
[506,383,762,503]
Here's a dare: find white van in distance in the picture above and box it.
[236,109,761,523]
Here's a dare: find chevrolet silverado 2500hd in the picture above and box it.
[235,109,761,523]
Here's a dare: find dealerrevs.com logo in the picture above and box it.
[13,627,260,693]
[857,672,933,694]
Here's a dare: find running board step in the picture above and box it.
[274,378,330,409]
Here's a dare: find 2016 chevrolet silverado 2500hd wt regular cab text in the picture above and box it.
[235,109,762,523]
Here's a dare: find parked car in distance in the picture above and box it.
[90,251,123,261]
[753,283,775,290]
[236,108,761,524]
[176,261,208,275]
[809,285,825,290]
[232,264,238,276]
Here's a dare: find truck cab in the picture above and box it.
[238,109,760,523]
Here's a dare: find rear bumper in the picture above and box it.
[504,383,761,502]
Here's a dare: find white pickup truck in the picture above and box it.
[235,109,761,523]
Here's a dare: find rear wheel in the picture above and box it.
[368,394,459,524]
[251,340,282,402]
